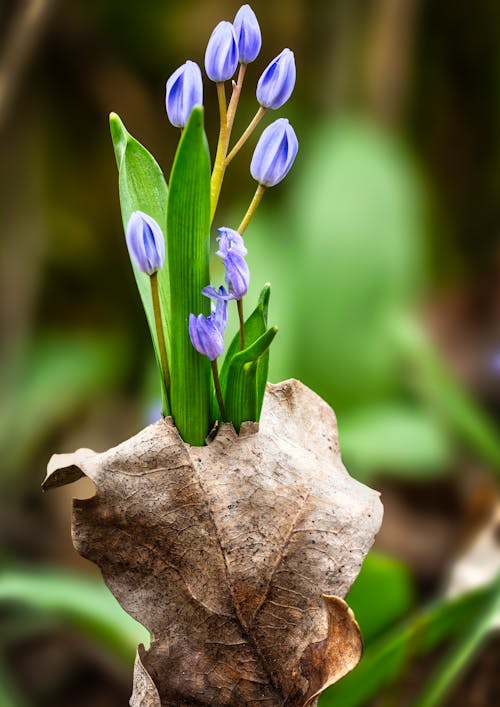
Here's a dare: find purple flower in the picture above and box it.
[165,60,203,128]
[189,290,228,360]
[256,48,296,110]
[216,227,248,258]
[224,250,249,298]
[251,118,298,186]
[202,284,235,301]
[234,5,261,64]
[126,211,165,275]
[205,21,239,82]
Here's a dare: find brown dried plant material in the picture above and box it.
[43,380,383,706]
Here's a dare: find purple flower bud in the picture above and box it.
[224,250,250,298]
[234,5,261,64]
[216,227,248,258]
[256,48,296,109]
[165,60,203,128]
[189,292,228,361]
[205,21,239,82]
[126,211,165,275]
[250,118,298,187]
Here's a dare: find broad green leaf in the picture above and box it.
[287,118,426,412]
[167,107,211,445]
[0,568,149,664]
[220,284,271,420]
[339,403,453,481]
[225,326,278,431]
[320,579,499,707]
[346,551,415,643]
[109,112,170,414]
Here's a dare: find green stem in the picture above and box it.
[150,272,171,407]
[237,298,245,350]
[225,106,266,166]
[238,183,266,234]
[211,359,226,420]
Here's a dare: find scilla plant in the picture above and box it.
[111,4,297,445]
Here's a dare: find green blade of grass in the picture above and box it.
[320,580,498,707]
[167,107,211,445]
[412,579,500,707]
[391,314,500,471]
[109,112,170,414]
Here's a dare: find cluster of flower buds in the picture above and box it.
[179,4,298,371]
[191,228,249,357]
[126,4,299,420]
[164,4,298,189]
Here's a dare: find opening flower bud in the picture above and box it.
[250,118,298,187]
[126,211,165,275]
[204,21,239,82]
[189,291,228,361]
[165,60,203,128]
[224,250,250,298]
[216,227,248,258]
[256,48,296,110]
[234,5,261,64]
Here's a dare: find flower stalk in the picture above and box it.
[237,298,245,350]
[238,183,266,234]
[150,272,171,405]
[211,359,226,420]
[210,82,229,222]
[225,106,266,166]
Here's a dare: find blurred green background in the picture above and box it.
[1,0,499,705]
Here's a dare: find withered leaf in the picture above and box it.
[43,379,383,706]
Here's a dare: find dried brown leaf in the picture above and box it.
[43,380,383,706]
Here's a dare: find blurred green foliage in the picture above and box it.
[1,0,499,704]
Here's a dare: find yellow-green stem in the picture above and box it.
[150,272,171,407]
[210,82,229,223]
[238,183,266,234]
[237,298,245,350]
[211,359,226,420]
[225,106,266,166]
[226,64,246,135]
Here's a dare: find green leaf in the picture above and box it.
[167,107,211,445]
[220,284,271,416]
[286,118,426,412]
[0,333,129,483]
[0,655,27,707]
[412,579,500,707]
[225,326,278,431]
[391,314,500,472]
[109,112,170,414]
[339,403,453,481]
[0,568,149,664]
[346,551,415,643]
[320,579,499,707]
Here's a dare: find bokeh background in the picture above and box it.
[1,0,499,705]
